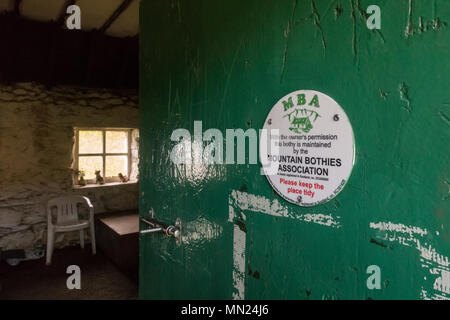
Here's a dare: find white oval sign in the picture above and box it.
[260,90,355,207]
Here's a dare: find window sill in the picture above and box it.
[72,181,138,189]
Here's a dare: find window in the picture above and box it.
[74,128,139,186]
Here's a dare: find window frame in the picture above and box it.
[74,127,133,185]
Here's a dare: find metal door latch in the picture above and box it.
[140,209,181,238]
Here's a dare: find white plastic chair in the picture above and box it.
[46,195,96,265]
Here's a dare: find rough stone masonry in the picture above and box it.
[0,82,139,253]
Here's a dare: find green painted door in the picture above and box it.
[139,0,450,299]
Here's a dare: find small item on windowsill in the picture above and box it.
[75,170,86,186]
[95,170,105,185]
[118,173,129,183]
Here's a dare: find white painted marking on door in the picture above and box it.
[229,190,341,299]
[232,223,246,300]
[230,190,341,228]
[370,220,450,300]
[370,221,428,237]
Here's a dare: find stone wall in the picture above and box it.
[0,82,139,253]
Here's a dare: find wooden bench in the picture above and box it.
[95,211,139,276]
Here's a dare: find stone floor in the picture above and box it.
[0,245,138,300]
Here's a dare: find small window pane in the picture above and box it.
[106,131,128,153]
[78,156,103,180]
[79,131,103,154]
[105,156,128,178]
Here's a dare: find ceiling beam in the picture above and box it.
[99,0,133,34]
[14,0,22,15]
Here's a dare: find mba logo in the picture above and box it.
[281,93,321,134]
